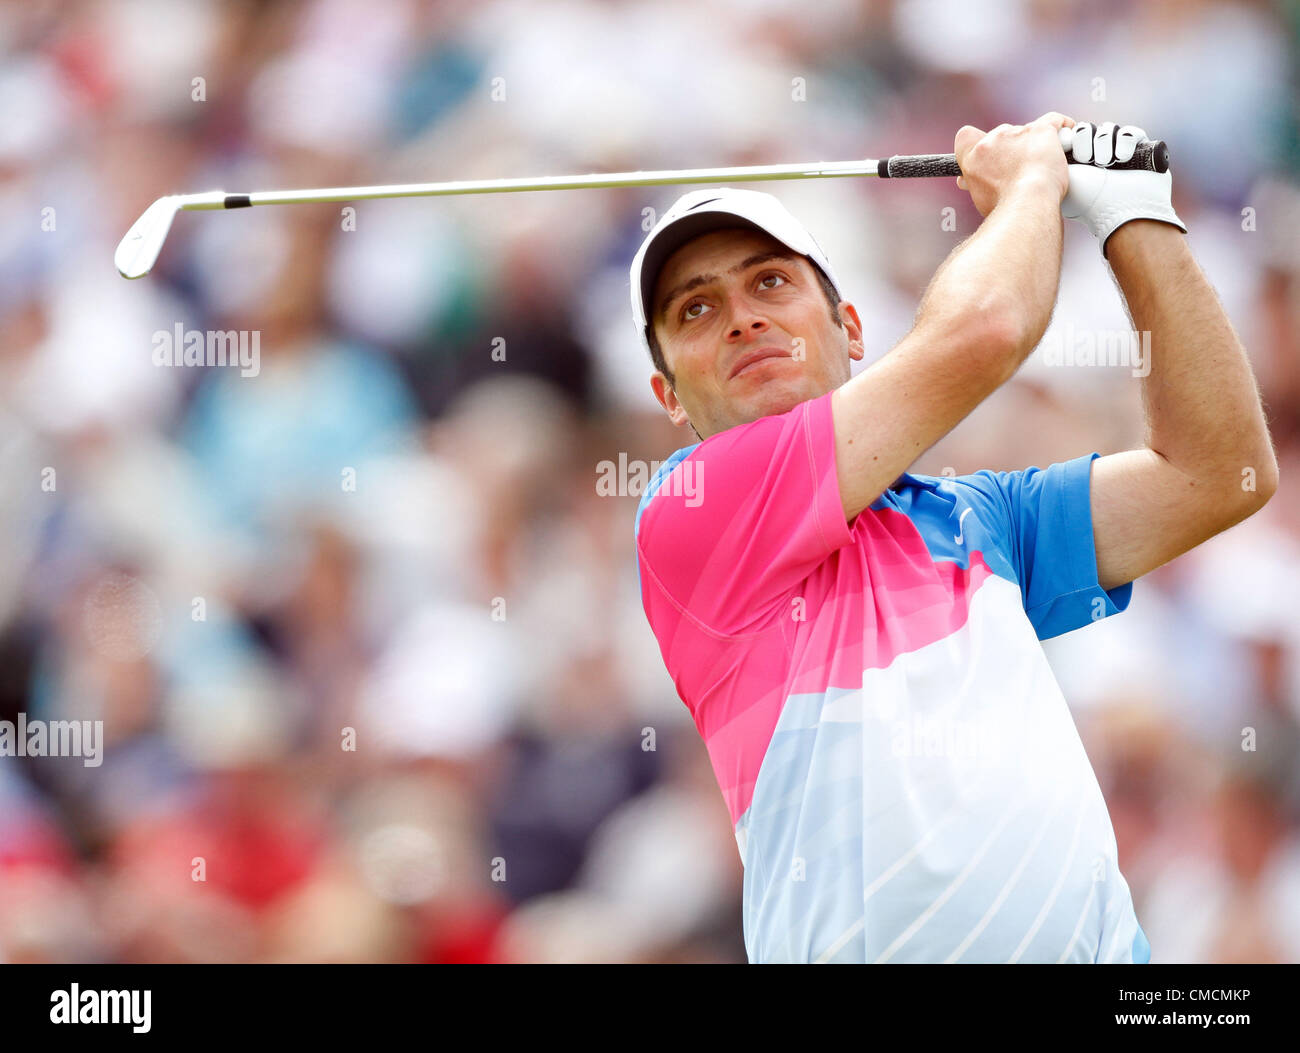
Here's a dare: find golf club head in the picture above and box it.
[115,196,181,279]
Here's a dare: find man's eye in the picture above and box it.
[681,274,786,321]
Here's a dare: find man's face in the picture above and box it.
[649,228,864,440]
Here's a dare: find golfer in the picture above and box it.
[629,113,1278,963]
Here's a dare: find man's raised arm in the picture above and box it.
[1089,220,1279,591]
[832,113,1074,522]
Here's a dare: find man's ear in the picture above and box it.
[838,301,866,361]
[650,372,692,428]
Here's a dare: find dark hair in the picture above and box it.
[647,261,842,386]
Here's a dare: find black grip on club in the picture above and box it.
[878,138,1169,178]
[877,154,962,179]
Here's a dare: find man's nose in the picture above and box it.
[727,313,770,340]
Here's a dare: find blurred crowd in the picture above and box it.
[0,0,1297,963]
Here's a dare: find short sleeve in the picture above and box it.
[635,391,851,636]
[953,452,1132,641]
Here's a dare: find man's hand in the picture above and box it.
[953,113,1075,218]
[1060,121,1188,258]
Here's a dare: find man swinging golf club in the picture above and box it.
[630,112,1279,963]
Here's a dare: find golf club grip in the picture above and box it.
[878,138,1169,178]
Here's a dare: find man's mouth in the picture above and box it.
[729,346,791,380]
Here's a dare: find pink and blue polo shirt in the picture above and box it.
[634,389,1150,964]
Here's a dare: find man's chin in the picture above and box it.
[737,383,825,424]
[696,381,833,438]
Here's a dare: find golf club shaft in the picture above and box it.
[183,137,1168,211]
[115,134,1170,279]
[182,159,888,211]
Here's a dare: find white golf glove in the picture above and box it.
[1060,121,1187,258]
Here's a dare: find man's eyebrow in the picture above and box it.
[657,251,799,324]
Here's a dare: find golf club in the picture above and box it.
[115,132,1168,280]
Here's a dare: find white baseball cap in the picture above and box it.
[629,187,845,363]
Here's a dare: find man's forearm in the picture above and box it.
[915,176,1064,362]
[1107,220,1279,492]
